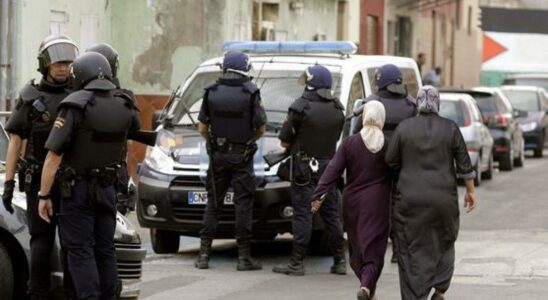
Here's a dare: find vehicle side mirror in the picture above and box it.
[152,110,163,130]
[352,99,365,116]
[513,109,528,119]
[348,99,366,135]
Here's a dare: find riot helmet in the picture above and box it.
[298,65,334,99]
[222,51,251,75]
[85,43,119,78]
[375,64,406,95]
[37,35,79,75]
[70,52,115,91]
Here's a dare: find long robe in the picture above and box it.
[385,113,474,300]
[311,134,391,295]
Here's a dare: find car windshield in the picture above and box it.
[170,69,342,127]
[439,100,465,126]
[502,90,540,112]
[505,78,548,91]
[474,94,497,115]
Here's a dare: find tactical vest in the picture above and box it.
[292,92,345,159]
[19,80,67,163]
[205,79,257,144]
[59,89,137,172]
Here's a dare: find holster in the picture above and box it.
[16,159,28,192]
[56,166,77,199]
[23,163,42,194]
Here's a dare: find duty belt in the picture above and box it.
[215,142,248,154]
[56,165,121,198]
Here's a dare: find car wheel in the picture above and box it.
[534,132,544,158]
[499,149,514,171]
[309,230,332,255]
[473,160,481,187]
[0,242,14,300]
[482,154,494,180]
[514,140,525,167]
[150,229,180,254]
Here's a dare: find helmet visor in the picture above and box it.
[42,43,79,66]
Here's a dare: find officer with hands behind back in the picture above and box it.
[272,65,347,276]
[194,51,267,271]
[2,34,78,300]
[37,52,141,300]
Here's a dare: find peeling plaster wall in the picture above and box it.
[18,0,111,89]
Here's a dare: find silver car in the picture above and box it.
[439,93,494,186]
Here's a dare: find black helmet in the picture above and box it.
[70,52,116,91]
[85,43,119,78]
[37,35,79,75]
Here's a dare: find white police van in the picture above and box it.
[137,41,422,254]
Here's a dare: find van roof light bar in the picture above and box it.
[222,41,358,56]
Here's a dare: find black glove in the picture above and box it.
[2,179,15,214]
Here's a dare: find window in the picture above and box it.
[502,90,541,112]
[50,10,68,35]
[440,100,465,126]
[347,72,365,116]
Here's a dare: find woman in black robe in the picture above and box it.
[385,86,477,300]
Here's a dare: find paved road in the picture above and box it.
[130,152,548,299]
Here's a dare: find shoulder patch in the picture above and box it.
[20,80,41,102]
[242,81,259,94]
[58,90,95,111]
[289,98,309,113]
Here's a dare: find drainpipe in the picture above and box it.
[0,0,9,114]
[9,0,17,110]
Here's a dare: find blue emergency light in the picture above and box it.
[222,41,357,55]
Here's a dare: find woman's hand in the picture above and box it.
[464,192,477,213]
[311,200,322,214]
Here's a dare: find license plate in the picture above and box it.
[188,191,234,205]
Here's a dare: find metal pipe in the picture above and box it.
[0,0,9,113]
[9,0,17,110]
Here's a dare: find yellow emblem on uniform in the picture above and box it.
[42,111,51,122]
[54,117,65,128]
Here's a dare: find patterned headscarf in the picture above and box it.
[359,100,385,153]
[417,85,440,114]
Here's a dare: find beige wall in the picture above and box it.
[385,0,482,87]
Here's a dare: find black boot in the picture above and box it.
[195,238,212,269]
[272,243,307,276]
[236,239,262,271]
[330,246,347,275]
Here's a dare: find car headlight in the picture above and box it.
[520,122,537,132]
[144,146,174,174]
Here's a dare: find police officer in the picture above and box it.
[351,64,417,263]
[37,52,140,300]
[272,65,347,276]
[194,51,267,271]
[85,43,136,214]
[2,34,78,300]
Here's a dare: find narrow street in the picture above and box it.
[132,152,548,300]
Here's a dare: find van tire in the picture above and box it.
[0,242,14,300]
[150,229,180,254]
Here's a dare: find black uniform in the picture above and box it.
[5,78,68,298]
[278,90,345,248]
[197,73,267,241]
[45,80,140,300]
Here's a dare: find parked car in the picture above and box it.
[502,73,548,92]
[439,93,494,186]
[441,88,525,170]
[500,86,548,157]
[137,41,423,254]
[0,123,146,299]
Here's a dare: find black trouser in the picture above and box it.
[25,172,59,299]
[200,151,255,240]
[291,160,344,249]
[59,179,118,300]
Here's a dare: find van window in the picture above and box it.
[366,67,419,100]
[347,72,365,116]
[440,100,466,126]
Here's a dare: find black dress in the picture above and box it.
[385,113,474,300]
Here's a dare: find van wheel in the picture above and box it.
[150,229,180,254]
[534,132,544,158]
[0,242,14,300]
[499,150,514,171]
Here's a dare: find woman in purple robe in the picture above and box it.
[311,100,390,300]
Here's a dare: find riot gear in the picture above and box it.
[70,52,114,90]
[222,51,251,74]
[86,43,120,78]
[37,35,78,75]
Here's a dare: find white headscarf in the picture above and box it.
[359,100,386,153]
